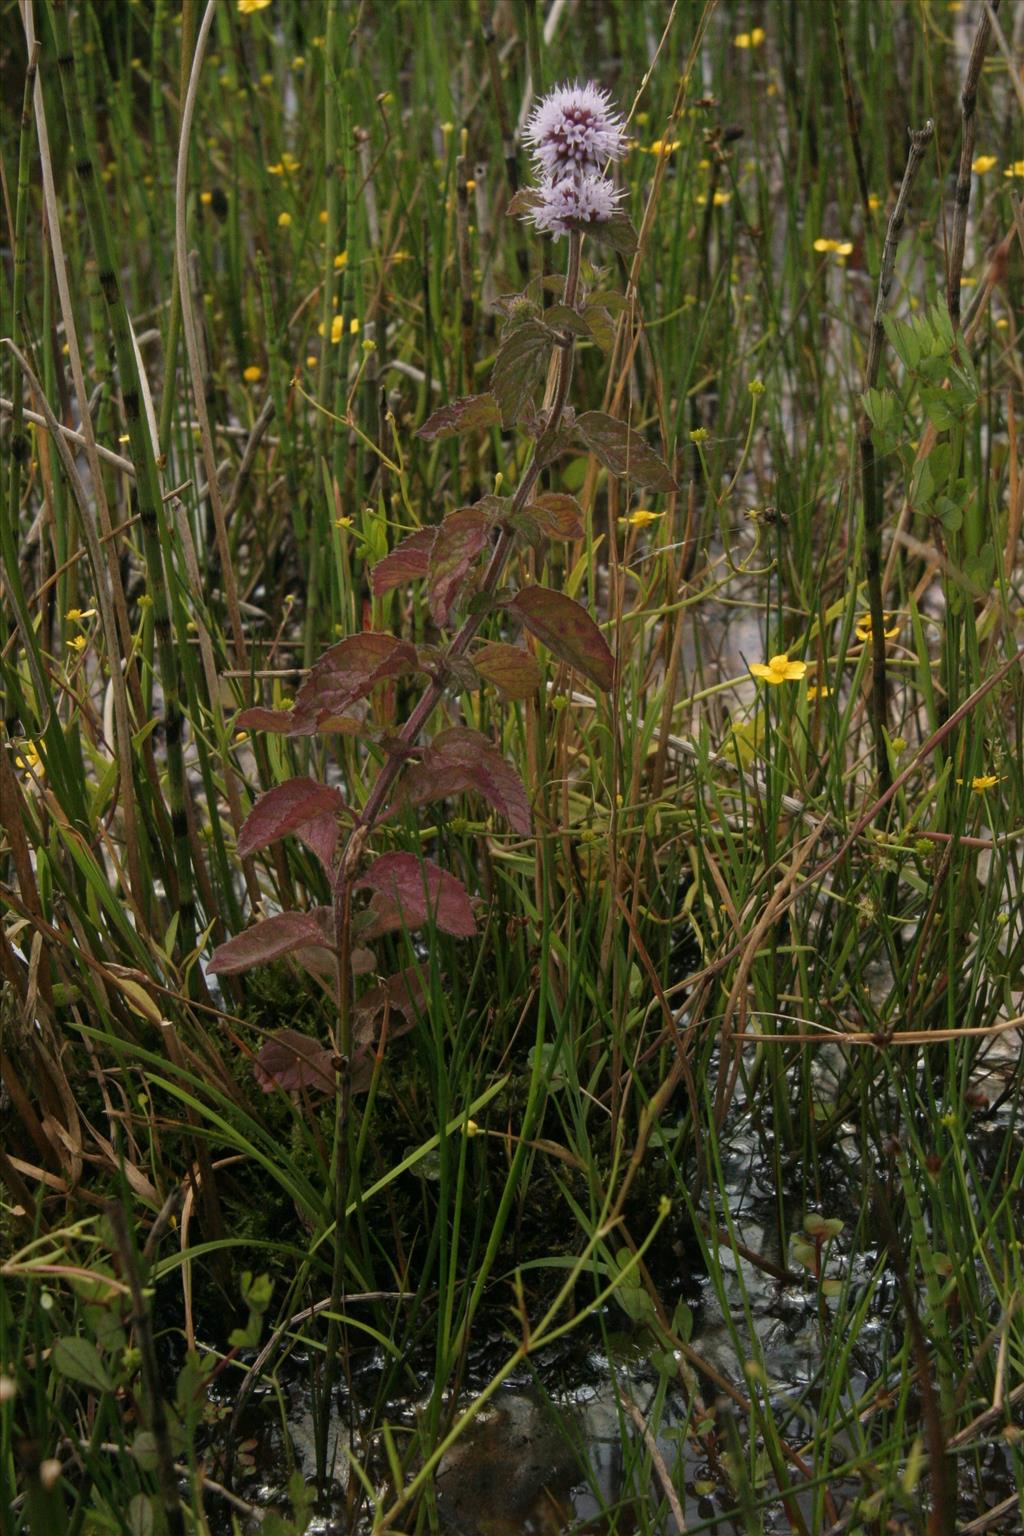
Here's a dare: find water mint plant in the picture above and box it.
[206,79,673,1486]
[207,79,671,1102]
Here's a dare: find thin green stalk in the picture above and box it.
[48,0,199,961]
[858,117,934,799]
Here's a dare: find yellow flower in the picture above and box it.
[333,250,348,269]
[969,774,1000,792]
[734,27,765,48]
[814,237,854,259]
[854,612,899,642]
[68,634,87,652]
[259,71,273,87]
[806,683,831,701]
[712,190,731,206]
[620,509,664,528]
[242,364,262,382]
[318,209,329,223]
[199,190,212,205]
[868,193,881,210]
[65,607,96,623]
[1003,160,1024,179]
[649,139,681,156]
[292,55,305,69]
[14,741,44,776]
[331,315,344,344]
[335,515,354,529]
[277,211,292,228]
[349,317,360,335]
[305,354,317,368]
[972,156,997,175]
[237,0,271,12]
[750,654,807,684]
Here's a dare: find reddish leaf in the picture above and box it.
[575,411,677,492]
[509,585,615,692]
[492,316,551,428]
[351,946,378,975]
[288,946,338,986]
[427,507,490,627]
[295,813,341,873]
[473,642,543,700]
[417,392,500,443]
[354,965,429,1043]
[370,528,436,596]
[254,1029,336,1095]
[293,633,417,730]
[236,705,315,737]
[207,908,333,975]
[393,727,531,835]
[237,778,346,860]
[355,853,477,939]
[526,493,586,541]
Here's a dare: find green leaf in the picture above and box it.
[584,209,639,258]
[53,1336,113,1393]
[543,304,592,336]
[582,303,615,350]
[132,1430,159,1473]
[491,316,551,427]
[127,1494,154,1536]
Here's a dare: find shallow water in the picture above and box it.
[208,1103,1023,1535]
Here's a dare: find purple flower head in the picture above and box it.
[523,80,626,178]
[525,173,625,239]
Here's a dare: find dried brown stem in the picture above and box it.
[947,0,1000,328]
